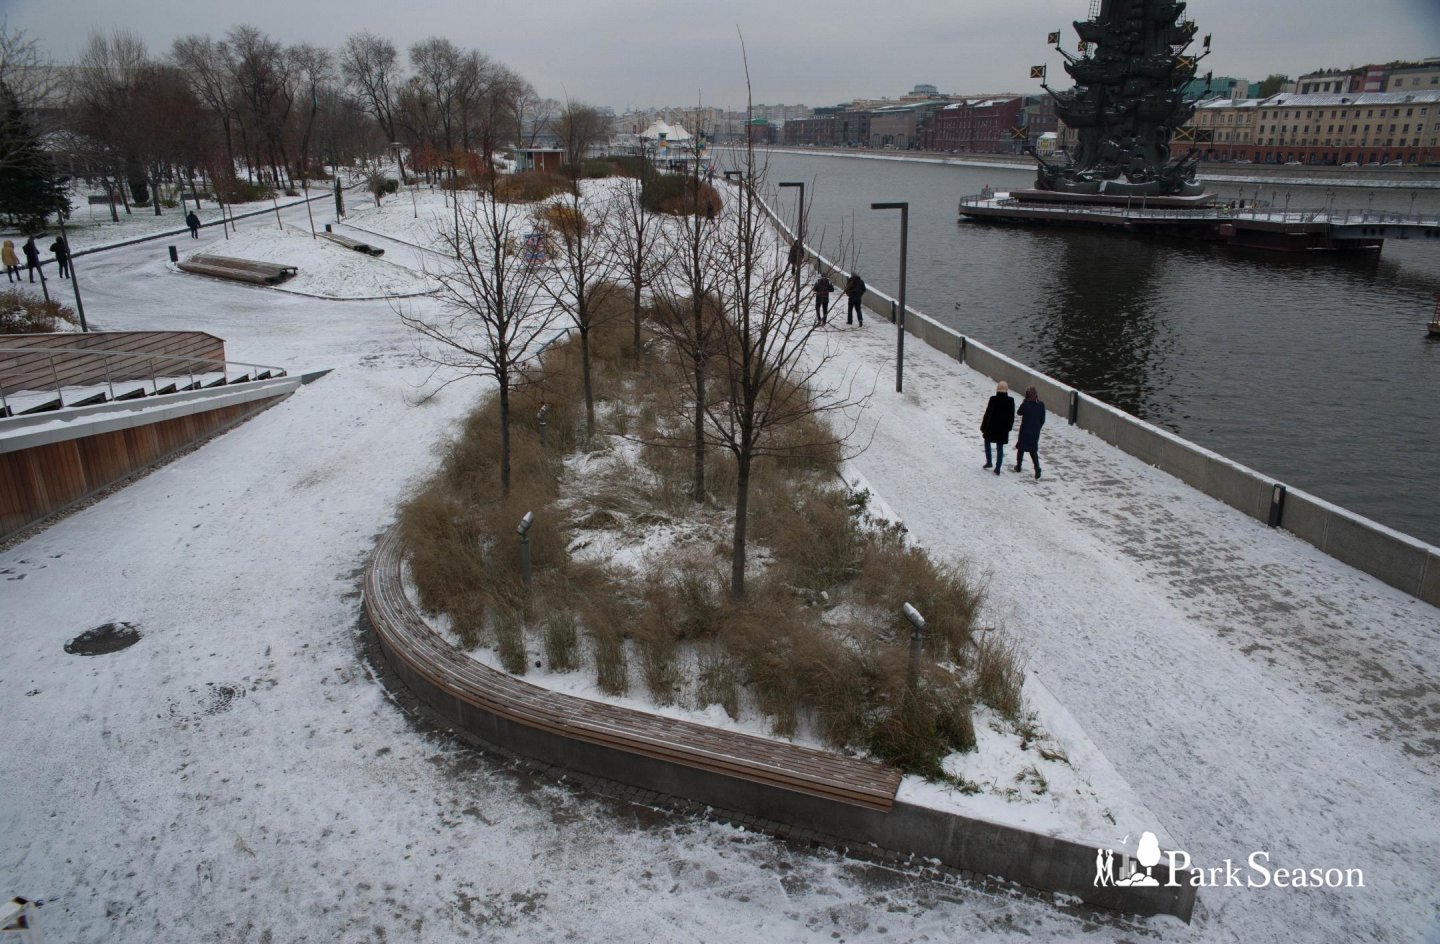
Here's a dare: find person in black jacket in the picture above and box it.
[980,381,1015,475]
[49,236,70,279]
[1014,385,1046,479]
[186,210,201,238]
[21,236,40,283]
[843,273,865,326]
[812,274,834,324]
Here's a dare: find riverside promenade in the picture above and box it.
[1,191,1436,942]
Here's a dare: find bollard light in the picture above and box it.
[517,511,535,587]
[904,602,925,693]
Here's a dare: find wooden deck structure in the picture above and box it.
[364,525,902,812]
[0,332,226,391]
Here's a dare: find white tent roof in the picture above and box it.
[639,120,692,142]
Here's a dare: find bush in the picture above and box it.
[214,179,275,204]
[493,170,571,204]
[641,173,721,216]
[579,160,616,179]
[0,290,78,334]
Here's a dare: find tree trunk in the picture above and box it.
[498,378,512,495]
[692,334,705,504]
[730,454,751,599]
[631,277,642,359]
[580,326,595,438]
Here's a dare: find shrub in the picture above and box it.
[495,607,528,675]
[214,178,274,203]
[867,671,977,777]
[0,290,78,334]
[541,610,581,672]
[493,170,571,204]
[972,631,1024,719]
[641,173,721,216]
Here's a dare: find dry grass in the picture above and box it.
[399,300,1014,777]
[0,290,78,334]
[494,170,572,203]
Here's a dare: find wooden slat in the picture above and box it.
[365,527,902,811]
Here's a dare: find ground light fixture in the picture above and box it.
[517,511,535,587]
[903,602,925,691]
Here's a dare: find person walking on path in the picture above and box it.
[980,381,1015,474]
[22,236,40,283]
[49,236,70,279]
[843,273,866,326]
[812,273,834,325]
[788,238,804,272]
[2,240,19,283]
[1014,385,1046,479]
[186,210,201,238]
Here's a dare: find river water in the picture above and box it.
[756,150,1440,546]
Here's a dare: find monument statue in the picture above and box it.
[1033,0,1210,197]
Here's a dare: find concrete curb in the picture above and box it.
[364,523,1198,921]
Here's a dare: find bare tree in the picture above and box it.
[71,30,150,206]
[339,32,401,144]
[400,190,559,494]
[534,184,620,438]
[171,34,240,177]
[707,52,866,599]
[606,170,668,358]
[286,44,332,188]
[409,38,465,153]
[651,106,723,504]
[555,100,606,180]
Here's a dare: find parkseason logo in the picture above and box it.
[1094,832,1365,889]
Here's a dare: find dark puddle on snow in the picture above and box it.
[64,622,142,656]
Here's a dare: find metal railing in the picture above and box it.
[0,346,289,417]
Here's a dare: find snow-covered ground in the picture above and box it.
[1,184,1436,943]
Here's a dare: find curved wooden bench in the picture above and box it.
[364,525,901,811]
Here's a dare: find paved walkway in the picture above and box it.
[813,317,1440,941]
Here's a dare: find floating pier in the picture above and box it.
[959,189,1440,253]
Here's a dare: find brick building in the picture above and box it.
[928,98,1025,153]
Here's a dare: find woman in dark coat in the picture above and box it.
[980,381,1015,475]
[21,236,40,282]
[1014,385,1046,479]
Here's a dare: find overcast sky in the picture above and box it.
[5,0,1437,110]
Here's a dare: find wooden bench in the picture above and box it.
[365,525,901,812]
[319,232,384,256]
[178,255,297,285]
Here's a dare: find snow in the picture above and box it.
[177,223,436,300]
[1,173,1437,943]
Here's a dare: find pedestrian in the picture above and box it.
[843,272,866,326]
[812,273,834,324]
[980,381,1015,475]
[186,210,201,238]
[49,236,70,279]
[1,240,19,283]
[1013,385,1046,479]
[788,238,804,272]
[22,236,40,283]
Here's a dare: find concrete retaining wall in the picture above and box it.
[743,185,1440,607]
[368,542,1198,921]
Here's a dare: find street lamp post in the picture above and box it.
[778,181,805,311]
[871,202,909,393]
[56,217,87,332]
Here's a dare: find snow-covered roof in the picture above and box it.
[638,120,691,142]
[1257,90,1440,108]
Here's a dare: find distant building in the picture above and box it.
[928,98,1025,153]
[1294,69,1363,95]
[868,100,950,149]
[1172,90,1440,165]
[747,119,778,145]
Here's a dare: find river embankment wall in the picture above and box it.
[747,186,1440,608]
